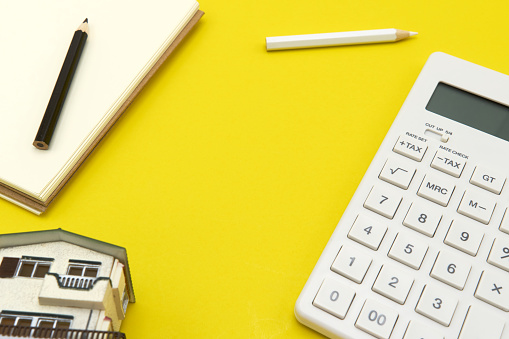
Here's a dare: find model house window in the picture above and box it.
[67,260,101,277]
[0,257,53,279]
[17,259,52,278]
[122,289,129,314]
[0,313,72,333]
[0,316,31,327]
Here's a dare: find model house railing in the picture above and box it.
[58,275,96,289]
[0,325,126,339]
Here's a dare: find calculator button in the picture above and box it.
[457,190,496,224]
[430,251,471,290]
[313,277,356,320]
[474,270,509,312]
[487,237,509,273]
[499,209,509,235]
[470,166,506,195]
[403,202,442,237]
[379,158,416,189]
[415,284,458,326]
[331,245,372,283]
[403,321,444,339]
[372,265,414,304]
[355,299,399,339]
[444,220,484,256]
[417,174,455,207]
[348,215,387,250]
[458,305,506,339]
[363,186,403,219]
[431,150,466,178]
[388,232,428,270]
[393,135,427,162]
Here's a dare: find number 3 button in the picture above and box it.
[313,277,356,319]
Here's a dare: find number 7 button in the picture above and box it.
[364,185,403,219]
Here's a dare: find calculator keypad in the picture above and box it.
[307,134,509,339]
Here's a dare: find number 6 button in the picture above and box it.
[313,277,356,319]
[355,299,399,339]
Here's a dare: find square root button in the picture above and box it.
[417,174,455,207]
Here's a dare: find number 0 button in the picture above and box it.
[313,277,356,320]
[355,299,399,339]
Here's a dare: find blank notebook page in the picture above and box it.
[0,0,199,200]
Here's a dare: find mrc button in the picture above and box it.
[393,135,427,162]
[417,174,455,206]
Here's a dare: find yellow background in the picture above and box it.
[4,0,509,337]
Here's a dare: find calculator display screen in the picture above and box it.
[426,82,509,142]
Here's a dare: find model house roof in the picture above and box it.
[0,228,135,303]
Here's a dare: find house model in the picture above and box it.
[0,229,134,338]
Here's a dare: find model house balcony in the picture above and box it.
[38,274,113,309]
[58,274,96,289]
[0,325,126,338]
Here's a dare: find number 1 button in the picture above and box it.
[355,299,399,339]
[364,185,403,219]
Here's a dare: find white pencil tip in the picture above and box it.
[410,31,418,36]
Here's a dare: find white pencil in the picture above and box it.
[266,28,417,51]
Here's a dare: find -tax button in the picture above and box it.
[431,150,465,178]
[417,174,455,207]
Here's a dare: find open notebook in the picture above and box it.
[0,1,203,214]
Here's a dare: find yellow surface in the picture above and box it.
[3,0,509,337]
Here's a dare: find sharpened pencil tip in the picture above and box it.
[83,18,88,23]
[410,31,418,36]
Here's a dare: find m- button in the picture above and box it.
[417,174,455,207]
[393,135,427,162]
[458,190,496,224]
[431,150,465,178]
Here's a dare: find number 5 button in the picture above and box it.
[313,277,356,320]
[364,185,403,219]
[355,299,399,339]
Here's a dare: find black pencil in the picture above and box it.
[33,19,89,150]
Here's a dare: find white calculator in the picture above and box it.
[295,52,509,339]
